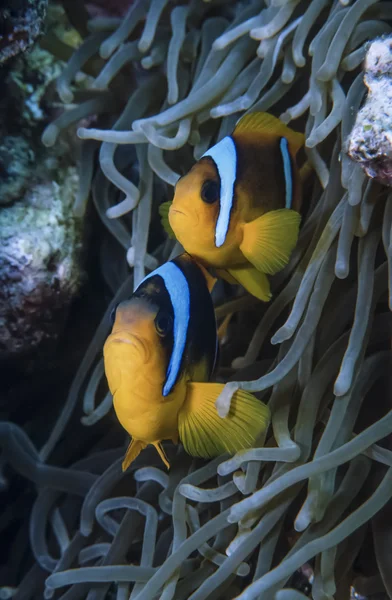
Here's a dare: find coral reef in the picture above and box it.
[348,35,392,186]
[0,39,83,361]
[0,136,35,207]
[0,0,47,64]
[2,1,392,600]
[0,168,82,359]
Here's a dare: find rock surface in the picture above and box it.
[0,0,47,64]
[347,36,392,186]
[0,24,84,363]
[0,168,82,359]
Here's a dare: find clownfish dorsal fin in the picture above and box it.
[240,208,301,276]
[122,439,147,472]
[178,382,270,458]
[233,112,304,155]
[159,201,176,239]
[153,442,171,469]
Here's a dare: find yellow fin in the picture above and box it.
[217,313,233,343]
[196,261,217,293]
[178,382,270,459]
[122,439,147,472]
[227,265,271,301]
[299,160,313,184]
[153,442,171,470]
[159,201,176,239]
[215,268,238,285]
[234,112,304,155]
[240,209,301,276]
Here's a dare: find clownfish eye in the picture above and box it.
[110,303,119,325]
[201,179,220,204]
[155,312,173,337]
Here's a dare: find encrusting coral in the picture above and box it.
[0,170,82,359]
[348,35,392,186]
[2,1,392,599]
[0,0,47,64]
[0,40,84,363]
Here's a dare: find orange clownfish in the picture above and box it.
[162,112,304,301]
[103,253,270,471]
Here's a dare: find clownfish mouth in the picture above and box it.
[106,333,151,364]
[170,206,199,226]
[169,208,186,216]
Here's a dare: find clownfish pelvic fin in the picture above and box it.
[122,439,172,471]
[195,261,217,293]
[152,442,171,470]
[226,265,271,302]
[122,439,147,472]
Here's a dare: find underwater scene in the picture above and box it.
[1,0,392,599]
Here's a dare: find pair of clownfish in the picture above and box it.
[104,113,304,471]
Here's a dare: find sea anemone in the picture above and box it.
[2,1,392,599]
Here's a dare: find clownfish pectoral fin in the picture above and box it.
[234,112,304,155]
[240,209,301,276]
[122,439,147,472]
[227,266,271,302]
[153,442,171,470]
[178,382,270,459]
[159,201,176,239]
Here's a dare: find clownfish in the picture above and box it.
[161,112,304,301]
[103,253,270,471]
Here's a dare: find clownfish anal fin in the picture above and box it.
[122,438,147,472]
[240,209,301,276]
[226,266,271,302]
[159,201,176,239]
[178,382,270,458]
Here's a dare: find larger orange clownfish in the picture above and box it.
[163,112,304,301]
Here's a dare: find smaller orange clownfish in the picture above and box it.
[103,253,270,471]
[161,112,304,301]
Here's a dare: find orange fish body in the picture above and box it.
[103,253,270,471]
[166,112,304,300]
[105,301,184,446]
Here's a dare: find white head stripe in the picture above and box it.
[138,262,190,396]
[280,137,293,209]
[202,136,237,248]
